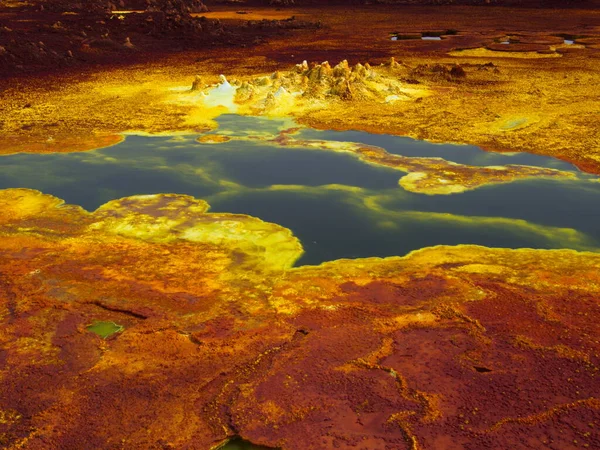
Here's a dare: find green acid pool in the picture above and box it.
[1,114,599,266]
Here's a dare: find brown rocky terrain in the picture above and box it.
[0,0,322,77]
[220,0,599,6]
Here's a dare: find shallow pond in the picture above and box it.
[219,438,274,450]
[1,114,599,265]
[86,321,123,339]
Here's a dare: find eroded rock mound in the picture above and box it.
[411,63,467,81]
[192,58,430,116]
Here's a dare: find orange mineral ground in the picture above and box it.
[0,188,599,449]
[1,1,600,449]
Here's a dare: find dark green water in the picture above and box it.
[1,114,599,265]
[86,321,123,339]
[219,438,275,450]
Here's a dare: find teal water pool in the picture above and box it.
[1,114,598,265]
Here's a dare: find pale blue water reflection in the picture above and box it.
[1,115,598,265]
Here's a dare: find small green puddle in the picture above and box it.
[86,321,124,339]
[219,438,275,450]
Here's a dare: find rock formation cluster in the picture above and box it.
[192,58,470,119]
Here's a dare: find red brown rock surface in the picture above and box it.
[1,189,599,449]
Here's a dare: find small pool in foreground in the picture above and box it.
[86,321,124,339]
[220,438,275,450]
[1,114,599,265]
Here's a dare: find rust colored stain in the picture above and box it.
[0,188,599,449]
